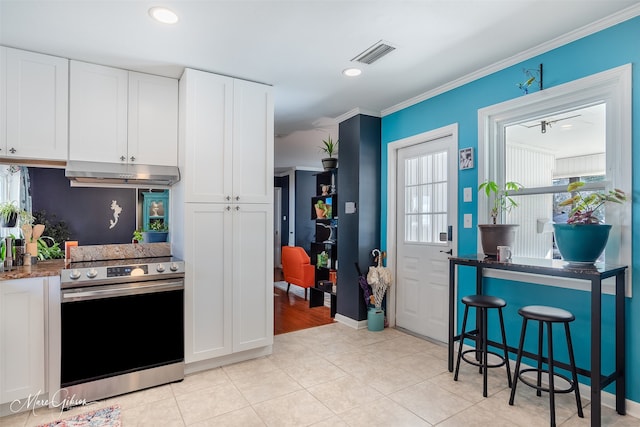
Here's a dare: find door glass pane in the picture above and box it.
[404,150,447,243]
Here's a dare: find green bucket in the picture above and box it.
[367,308,384,331]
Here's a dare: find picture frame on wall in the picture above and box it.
[459,147,474,170]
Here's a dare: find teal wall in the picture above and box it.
[381,17,640,402]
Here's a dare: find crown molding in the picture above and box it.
[381,4,640,117]
[334,107,381,125]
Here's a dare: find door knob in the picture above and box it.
[440,249,453,255]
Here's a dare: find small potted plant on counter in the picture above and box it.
[554,182,627,264]
[319,135,338,170]
[477,180,523,256]
[132,229,144,243]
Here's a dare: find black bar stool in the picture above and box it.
[454,294,512,397]
[508,305,584,427]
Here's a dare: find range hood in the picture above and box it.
[65,161,180,186]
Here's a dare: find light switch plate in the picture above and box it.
[464,214,473,228]
[463,187,472,202]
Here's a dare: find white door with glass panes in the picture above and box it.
[395,135,457,342]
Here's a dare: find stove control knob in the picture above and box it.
[69,269,81,280]
[87,268,98,279]
[170,263,179,272]
[156,264,166,273]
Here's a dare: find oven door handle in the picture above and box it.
[62,280,184,302]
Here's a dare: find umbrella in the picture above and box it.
[356,262,373,306]
[367,249,392,309]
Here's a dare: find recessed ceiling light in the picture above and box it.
[343,68,362,77]
[149,7,179,24]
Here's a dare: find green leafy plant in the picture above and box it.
[32,210,71,243]
[132,229,144,242]
[319,135,338,158]
[559,181,627,224]
[478,180,523,224]
[0,201,32,227]
[37,236,64,260]
[0,200,19,225]
[148,219,168,231]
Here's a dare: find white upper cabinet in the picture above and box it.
[180,69,233,202]
[128,72,178,166]
[69,61,178,166]
[1,47,69,161]
[69,60,128,163]
[179,68,273,203]
[232,79,274,204]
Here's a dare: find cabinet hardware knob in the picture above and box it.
[9,147,16,154]
[235,206,240,211]
[226,206,231,211]
[130,156,135,162]
[120,156,126,162]
[235,196,240,201]
[226,196,231,201]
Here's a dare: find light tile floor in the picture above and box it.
[4,323,639,426]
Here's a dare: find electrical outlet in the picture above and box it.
[463,187,472,202]
[464,214,473,228]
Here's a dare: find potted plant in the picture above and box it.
[142,219,169,243]
[0,201,20,227]
[132,229,144,243]
[0,201,31,228]
[320,135,338,170]
[553,182,626,264]
[477,180,523,256]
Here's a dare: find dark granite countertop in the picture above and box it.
[0,259,66,280]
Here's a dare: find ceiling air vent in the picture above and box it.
[351,40,396,65]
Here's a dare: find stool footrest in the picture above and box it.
[518,369,577,395]
[461,349,508,369]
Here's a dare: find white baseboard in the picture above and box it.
[334,313,368,329]
[184,346,273,375]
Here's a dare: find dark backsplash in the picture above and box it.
[29,167,136,245]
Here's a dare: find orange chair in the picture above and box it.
[281,246,315,300]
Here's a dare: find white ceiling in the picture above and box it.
[1,0,638,168]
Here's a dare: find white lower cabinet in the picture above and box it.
[183,203,273,364]
[0,278,46,405]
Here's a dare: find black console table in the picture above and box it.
[448,255,627,426]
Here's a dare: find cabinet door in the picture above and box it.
[128,72,178,166]
[0,278,46,404]
[184,203,233,362]
[180,69,233,203]
[232,203,273,352]
[2,48,68,160]
[232,80,274,204]
[69,60,128,163]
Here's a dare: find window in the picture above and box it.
[404,151,448,244]
[478,65,632,294]
[504,103,606,260]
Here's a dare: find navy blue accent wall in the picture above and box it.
[337,114,381,321]
[274,175,289,247]
[29,167,136,245]
[294,170,317,254]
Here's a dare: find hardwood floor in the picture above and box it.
[274,268,335,335]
